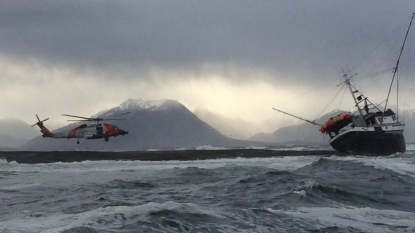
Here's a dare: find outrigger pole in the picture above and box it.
[384,12,415,115]
[272,108,320,126]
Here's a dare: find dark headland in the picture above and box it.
[1,149,342,164]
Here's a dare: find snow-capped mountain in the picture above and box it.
[92,99,174,118]
[106,99,182,114]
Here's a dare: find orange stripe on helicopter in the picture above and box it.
[68,128,78,138]
[40,124,54,138]
[103,123,117,136]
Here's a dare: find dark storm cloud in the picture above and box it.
[1,0,414,85]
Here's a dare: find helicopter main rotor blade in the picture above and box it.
[67,118,125,122]
[63,112,130,122]
[113,112,130,116]
[68,118,126,121]
[61,114,91,120]
[66,120,91,122]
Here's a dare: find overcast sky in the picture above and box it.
[1,0,415,126]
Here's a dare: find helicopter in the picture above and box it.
[31,113,129,144]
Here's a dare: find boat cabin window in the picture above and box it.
[384,109,395,116]
[352,116,366,127]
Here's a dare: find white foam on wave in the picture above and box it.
[0,201,224,233]
[195,145,228,150]
[327,153,415,178]
[146,148,162,151]
[244,146,268,149]
[1,183,40,190]
[35,156,316,173]
[0,157,321,190]
[0,159,10,165]
[406,144,415,151]
[267,206,415,232]
[271,146,312,151]
[292,178,319,197]
[293,190,307,197]
[148,145,328,151]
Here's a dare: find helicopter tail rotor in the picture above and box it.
[31,114,49,127]
[31,114,54,138]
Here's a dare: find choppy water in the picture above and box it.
[1,149,415,233]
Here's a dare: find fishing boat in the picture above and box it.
[320,73,406,154]
[274,13,413,155]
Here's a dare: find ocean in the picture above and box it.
[1,146,415,233]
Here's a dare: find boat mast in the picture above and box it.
[384,13,415,116]
[342,72,367,125]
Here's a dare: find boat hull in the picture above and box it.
[330,131,405,155]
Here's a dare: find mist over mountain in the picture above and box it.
[0,134,26,149]
[0,118,38,149]
[0,118,39,140]
[249,111,336,145]
[193,107,304,140]
[21,99,269,151]
[193,108,259,140]
[257,111,300,134]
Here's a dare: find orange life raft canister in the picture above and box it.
[319,113,350,133]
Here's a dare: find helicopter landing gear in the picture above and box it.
[104,137,109,142]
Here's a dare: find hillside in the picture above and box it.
[0,118,40,148]
[249,110,344,145]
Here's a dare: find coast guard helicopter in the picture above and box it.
[31,113,129,144]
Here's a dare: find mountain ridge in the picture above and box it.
[6,99,415,150]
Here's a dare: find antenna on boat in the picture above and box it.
[342,72,360,110]
[384,13,415,117]
[341,71,368,124]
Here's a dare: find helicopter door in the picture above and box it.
[97,125,104,135]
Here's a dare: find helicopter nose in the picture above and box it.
[119,129,129,135]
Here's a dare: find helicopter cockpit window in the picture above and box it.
[77,124,87,129]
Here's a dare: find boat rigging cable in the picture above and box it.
[271,108,320,126]
[272,79,349,128]
[318,82,347,118]
[348,16,413,75]
[384,13,414,116]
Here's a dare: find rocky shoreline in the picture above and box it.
[0,149,342,164]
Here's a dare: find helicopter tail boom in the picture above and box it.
[32,114,54,138]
